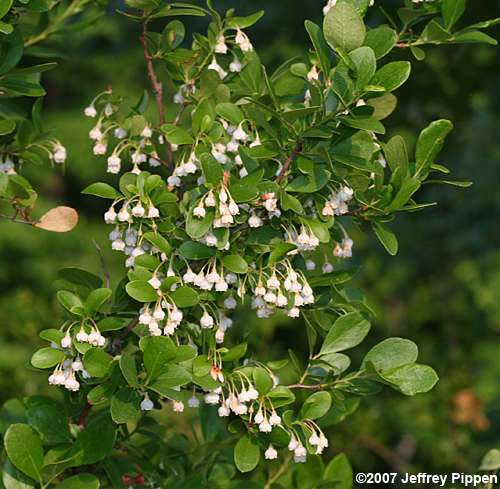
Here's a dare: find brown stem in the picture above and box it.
[0,213,35,226]
[276,141,303,184]
[78,401,93,427]
[92,239,110,289]
[264,453,292,489]
[108,316,139,354]
[358,435,407,473]
[140,20,173,168]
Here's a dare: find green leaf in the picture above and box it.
[57,291,83,315]
[281,192,304,214]
[143,231,171,255]
[126,280,158,302]
[192,99,215,134]
[149,364,192,393]
[216,102,244,125]
[187,202,214,238]
[83,348,112,378]
[318,353,351,374]
[442,0,466,30]
[451,29,498,45]
[0,0,13,19]
[228,169,263,202]
[234,435,260,473]
[368,93,397,120]
[200,153,224,186]
[119,354,139,387]
[57,474,100,489]
[58,268,102,289]
[179,241,216,260]
[0,119,16,135]
[163,20,185,49]
[161,124,193,145]
[253,367,273,395]
[39,329,63,344]
[175,345,197,362]
[266,386,296,408]
[319,312,371,355]
[324,453,353,488]
[300,391,332,420]
[323,2,366,53]
[304,20,331,75]
[364,26,397,59]
[227,10,264,29]
[0,20,13,34]
[82,183,121,200]
[268,243,297,265]
[415,119,453,177]
[339,114,385,134]
[0,28,23,75]
[420,19,452,43]
[141,336,177,381]
[111,388,142,424]
[349,46,376,90]
[383,135,408,177]
[31,348,65,369]
[381,364,439,396]
[68,414,116,466]
[389,177,421,211]
[372,61,411,92]
[372,222,398,256]
[4,424,44,481]
[2,457,35,489]
[286,167,330,192]
[426,179,473,188]
[170,286,199,308]
[84,288,112,316]
[221,343,247,362]
[98,317,126,332]
[362,338,418,371]
[25,396,71,444]
[222,255,248,274]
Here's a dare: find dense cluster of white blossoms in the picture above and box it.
[47,322,107,392]
[77,20,358,348]
[156,368,330,463]
[43,20,369,464]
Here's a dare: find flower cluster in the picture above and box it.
[138,300,184,336]
[190,369,328,464]
[322,186,354,217]
[48,359,86,392]
[251,262,314,319]
[205,28,254,81]
[45,322,107,392]
[334,236,354,259]
[84,90,163,176]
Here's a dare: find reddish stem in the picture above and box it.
[78,401,93,427]
[276,142,303,184]
[140,20,173,168]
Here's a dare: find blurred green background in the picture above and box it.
[1,0,499,476]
